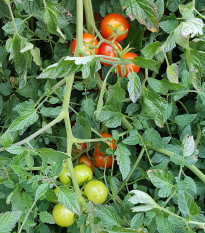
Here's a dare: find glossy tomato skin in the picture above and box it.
[59,168,71,185]
[74,164,93,185]
[84,180,108,204]
[71,33,98,56]
[52,203,75,227]
[101,13,129,42]
[94,133,116,169]
[117,52,140,78]
[98,41,120,66]
[79,155,94,171]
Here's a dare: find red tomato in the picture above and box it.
[71,33,99,56]
[94,133,117,169]
[75,142,87,152]
[98,41,121,66]
[100,13,129,42]
[117,52,140,78]
[79,155,94,171]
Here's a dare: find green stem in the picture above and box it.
[18,200,37,233]
[6,0,19,36]
[146,145,205,183]
[83,0,95,35]
[117,148,145,193]
[121,117,133,130]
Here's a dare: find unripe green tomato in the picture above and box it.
[84,180,108,204]
[52,203,75,227]
[59,168,71,184]
[74,165,93,185]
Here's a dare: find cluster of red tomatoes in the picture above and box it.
[71,13,140,78]
[52,133,116,227]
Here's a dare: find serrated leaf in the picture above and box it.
[141,42,161,59]
[182,135,195,157]
[132,57,159,72]
[35,183,49,200]
[115,143,131,180]
[122,130,140,145]
[129,190,158,212]
[167,63,178,83]
[44,3,59,32]
[160,20,178,33]
[155,215,174,233]
[96,206,121,230]
[38,148,69,163]
[40,106,61,118]
[10,165,25,176]
[127,73,141,103]
[81,98,95,117]
[31,47,42,66]
[56,187,81,215]
[177,191,198,217]
[174,114,197,127]
[130,213,144,229]
[39,211,55,224]
[0,211,21,233]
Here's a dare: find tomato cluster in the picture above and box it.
[71,13,140,77]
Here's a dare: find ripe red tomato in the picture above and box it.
[79,155,94,171]
[71,33,99,56]
[98,41,121,66]
[117,52,140,78]
[94,133,117,169]
[100,13,129,42]
[75,142,87,152]
[84,180,108,204]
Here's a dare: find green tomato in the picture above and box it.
[52,203,75,227]
[59,168,71,184]
[74,164,93,185]
[84,180,108,204]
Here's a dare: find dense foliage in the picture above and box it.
[0,0,205,232]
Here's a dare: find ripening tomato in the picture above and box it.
[59,168,71,184]
[79,155,94,171]
[94,133,116,169]
[98,40,121,66]
[117,52,140,78]
[52,203,75,227]
[74,164,93,185]
[84,180,108,204]
[101,13,129,42]
[75,142,87,151]
[71,33,99,56]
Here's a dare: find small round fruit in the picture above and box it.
[52,203,75,227]
[94,153,114,169]
[79,155,94,171]
[117,52,140,78]
[84,180,108,204]
[74,164,93,185]
[71,33,99,56]
[59,168,71,185]
[75,142,87,151]
[98,41,120,66]
[101,13,129,42]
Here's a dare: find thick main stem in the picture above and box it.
[83,0,95,35]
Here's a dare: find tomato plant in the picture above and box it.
[79,155,94,171]
[1,0,205,233]
[52,203,75,227]
[100,13,129,42]
[73,164,93,184]
[71,33,99,56]
[84,180,108,204]
[117,52,140,77]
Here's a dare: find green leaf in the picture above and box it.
[141,42,161,59]
[155,214,174,233]
[147,170,174,197]
[2,18,26,35]
[182,135,195,157]
[35,183,49,200]
[9,104,39,132]
[0,83,12,96]
[40,106,61,118]
[0,131,13,148]
[38,148,69,163]
[132,57,159,72]
[160,20,178,34]
[44,3,59,32]
[122,0,159,32]
[127,73,141,103]
[179,3,194,19]
[115,143,131,180]
[0,95,3,116]
[0,211,21,233]
[10,165,25,176]
[96,206,121,230]
[174,114,197,127]
[39,211,55,224]
[56,187,81,215]
[177,191,198,217]
[161,32,176,53]
[31,47,42,66]
[129,190,158,212]
[122,130,140,145]
[81,98,95,117]
[167,63,178,83]
[130,213,144,229]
